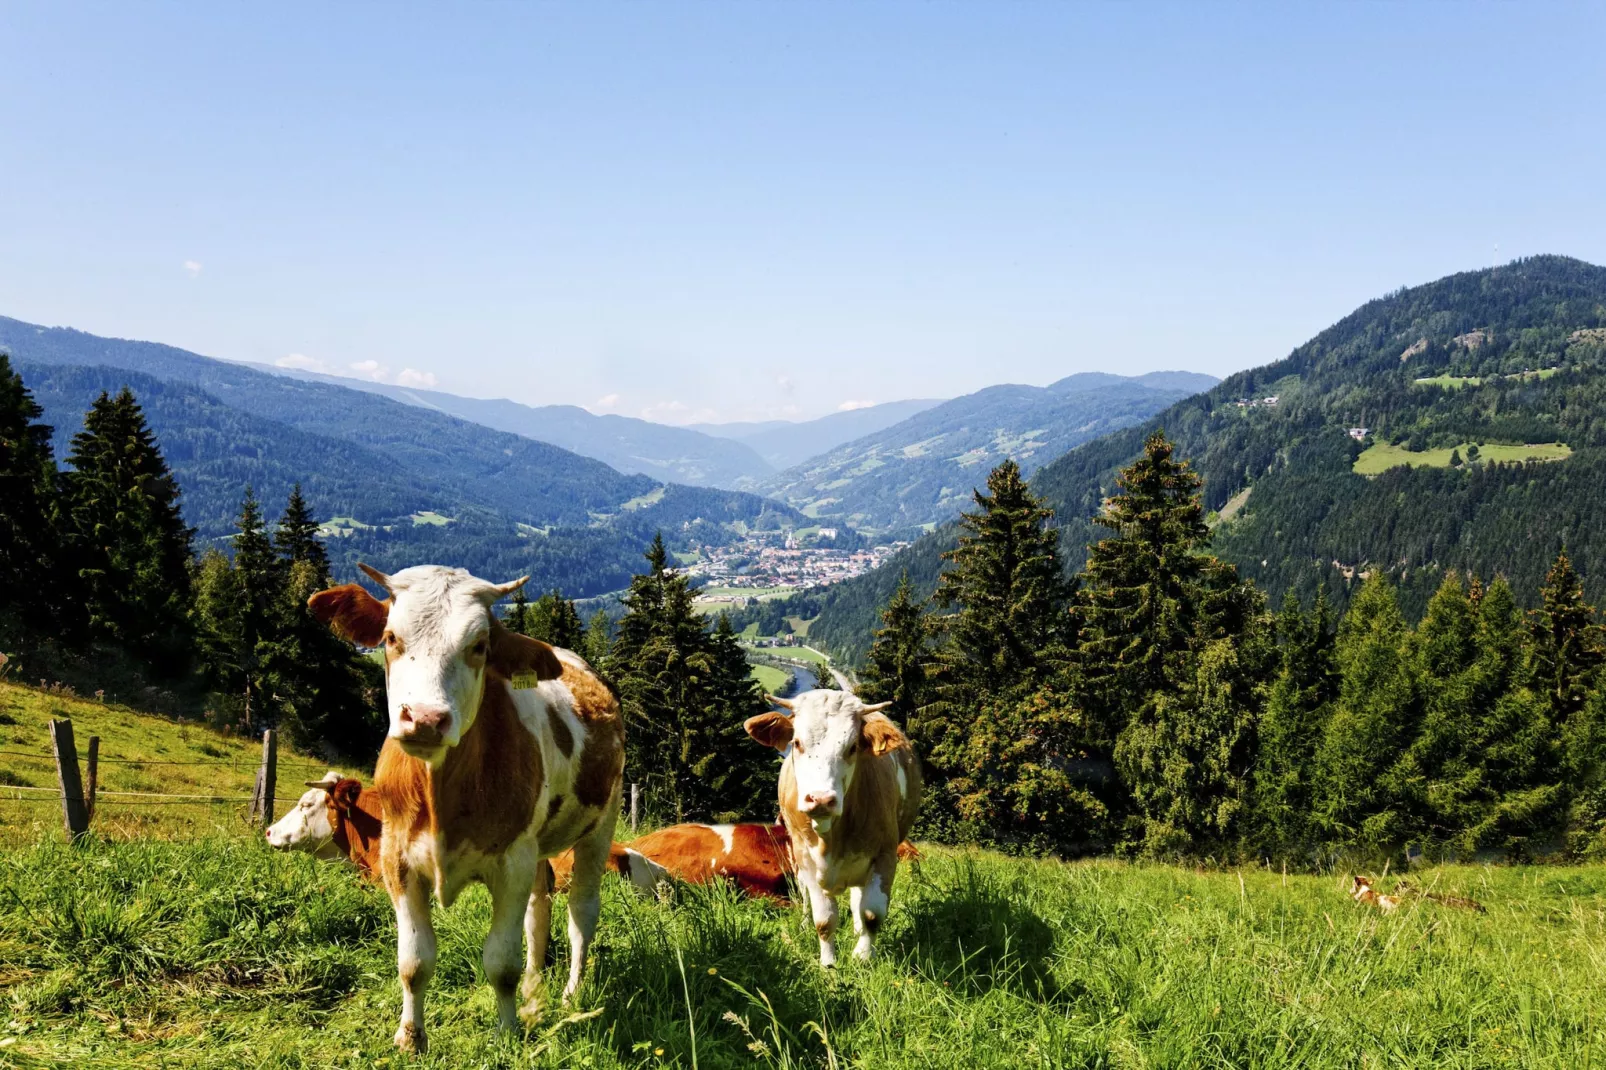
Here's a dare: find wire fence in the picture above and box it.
[0,721,354,830]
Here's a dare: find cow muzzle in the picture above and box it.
[800,790,840,817]
[397,704,451,755]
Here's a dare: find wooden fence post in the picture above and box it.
[258,729,278,828]
[48,718,88,841]
[85,735,100,827]
[629,782,639,833]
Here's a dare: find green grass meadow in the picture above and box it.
[1353,442,1572,476]
[3,683,1606,1068]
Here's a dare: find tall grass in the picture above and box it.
[0,839,1601,1068]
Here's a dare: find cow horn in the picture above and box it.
[357,563,393,592]
[481,575,530,602]
[765,694,795,710]
[304,777,340,790]
[859,701,893,714]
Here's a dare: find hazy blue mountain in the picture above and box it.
[0,317,805,595]
[757,371,1215,530]
[690,398,946,469]
[255,366,775,488]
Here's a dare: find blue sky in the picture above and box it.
[3,3,1603,424]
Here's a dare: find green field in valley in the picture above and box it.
[3,683,1605,1068]
[748,663,792,694]
[1413,368,1561,389]
[1353,441,1572,476]
[763,645,829,669]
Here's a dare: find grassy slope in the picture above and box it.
[0,841,1601,1068]
[3,682,1604,1068]
[0,682,363,843]
[1353,442,1572,476]
[748,664,792,694]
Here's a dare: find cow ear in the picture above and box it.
[744,711,794,750]
[488,618,563,683]
[308,584,388,648]
[860,713,909,758]
[331,779,363,812]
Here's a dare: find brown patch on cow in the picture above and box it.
[326,780,385,879]
[816,920,834,939]
[373,680,542,864]
[487,619,562,683]
[547,795,566,822]
[860,713,909,757]
[308,584,388,647]
[547,708,574,757]
[616,850,633,883]
[567,660,623,808]
[744,711,794,750]
[578,816,599,839]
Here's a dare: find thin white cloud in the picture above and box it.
[775,375,795,394]
[640,399,691,423]
[349,359,387,381]
[183,260,203,278]
[276,353,333,374]
[837,399,877,411]
[396,368,438,389]
[593,393,621,411]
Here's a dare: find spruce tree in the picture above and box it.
[1313,573,1420,853]
[610,534,770,821]
[270,491,382,756]
[932,460,1070,695]
[856,571,935,722]
[582,609,611,667]
[1253,590,1338,858]
[505,588,531,636]
[1077,430,1220,716]
[528,590,585,649]
[0,356,65,638]
[231,487,285,731]
[63,387,193,669]
[272,484,328,577]
[1529,550,1604,724]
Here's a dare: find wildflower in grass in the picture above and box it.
[707,967,718,976]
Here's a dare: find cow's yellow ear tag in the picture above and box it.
[510,671,541,690]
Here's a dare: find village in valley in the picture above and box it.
[680,528,909,611]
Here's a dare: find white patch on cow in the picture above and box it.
[895,763,908,800]
[707,824,736,855]
[785,690,874,833]
[265,779,341,860]
[379,566,511,762]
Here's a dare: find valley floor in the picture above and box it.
[0,836,1601,1069]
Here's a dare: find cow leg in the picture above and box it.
[520,859,554,1012]
[393,873,436,1053]
[797,863,839,968]
[849,854,895,962]
[562,796,618,1002]
[484,862,535,1034]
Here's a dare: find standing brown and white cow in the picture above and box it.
[744,689,921,966]
[310,564,624,1053]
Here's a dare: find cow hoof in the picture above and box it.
[394,1022,427,1054]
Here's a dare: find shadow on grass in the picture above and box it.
[885,854,1070,1005]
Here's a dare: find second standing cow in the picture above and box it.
[744,689,921,966]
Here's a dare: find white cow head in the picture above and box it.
[744,690,904,833]
[309,564,562,765]
[265,771,344,858]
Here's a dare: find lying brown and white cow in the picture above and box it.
[744,690,921,966]
[310,564,624,1053]
[265,772,385,877]
[550,822,793,900]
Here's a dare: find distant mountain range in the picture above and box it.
[0,317,802,595]
[796,255,1606,662]
[756,370,1218,530]
[253,366,776,488]
[690,399,946,470]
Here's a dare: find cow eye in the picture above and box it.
[470,639,488,657]
[793,741,804,755]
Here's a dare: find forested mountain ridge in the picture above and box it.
[1,316,808,596]
[795,255,1606,661]
[757,371,1216,531]
[256,365,775,489]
